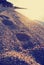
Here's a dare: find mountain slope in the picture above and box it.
[0,6,44,65]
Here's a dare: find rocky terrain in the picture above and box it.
[0,1,44,65]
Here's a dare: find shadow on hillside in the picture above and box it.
[0,57,28,65]
[16,33,34,49]
[2,19,18,30]
[31,48,44,65]
[0,15,9,19]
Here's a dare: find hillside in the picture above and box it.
[0,5,44,65]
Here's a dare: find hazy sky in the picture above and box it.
[8,0,44,21]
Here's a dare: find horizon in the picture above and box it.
[7,0,44,22]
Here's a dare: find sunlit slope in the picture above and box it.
[0,7,44,65]
[1,8,44,45]
[12,11,44,45]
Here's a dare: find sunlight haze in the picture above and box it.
[7,0,44,21]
